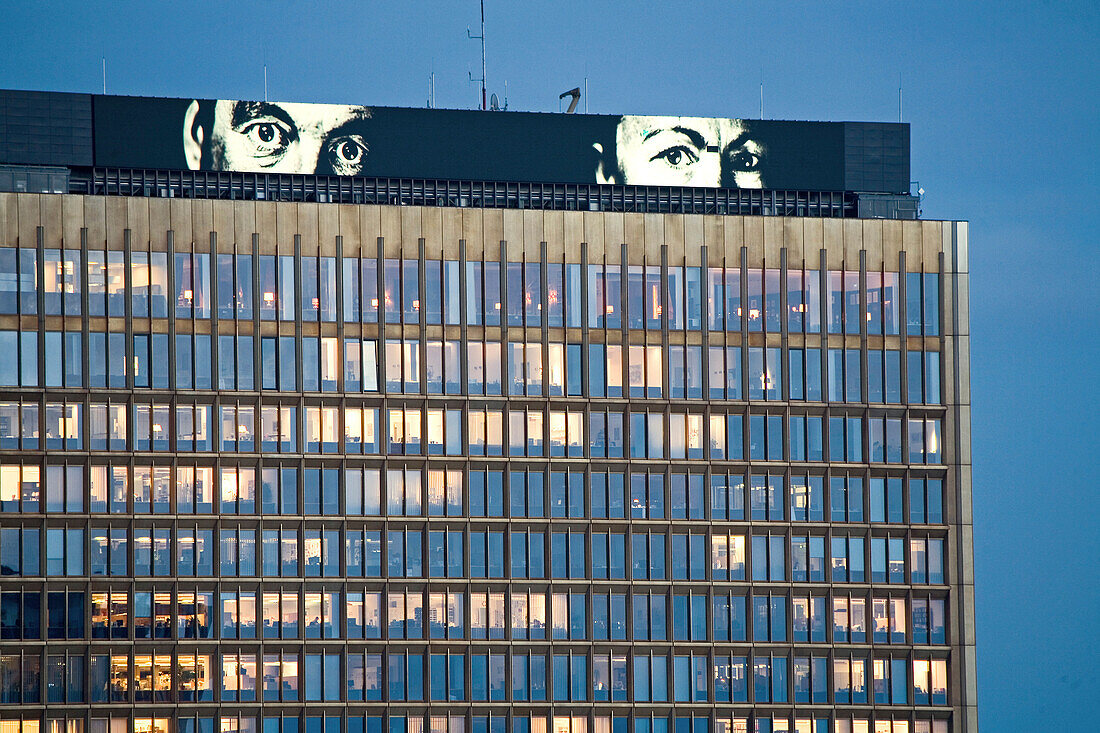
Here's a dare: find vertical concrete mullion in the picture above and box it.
[335,234,345,517]
[417,238,427,393]
[898,250,909,465]
[166,231,176,392]
[375,236,385,394]
[540,241,549,400]
[739,248,750,463]
[252,233,262,401]
[335,235,345,392]
[818,248,829,459]
[123,229,134,456]
[499,240,509,449]
[294,233,303,453]
[458,238,469,509]
[859,249,869,477]
[209,231,219,456]
[660,245,670,459]
[580,242,591,466]
[34,226,45,391]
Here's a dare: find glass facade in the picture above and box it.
[0,195,970,733]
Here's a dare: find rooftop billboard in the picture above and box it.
[1,91,910,193]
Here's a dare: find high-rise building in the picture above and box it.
[0,90,975,733]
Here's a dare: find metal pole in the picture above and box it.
[899,73,903,122]
[102,58,106,94]
[480,0,487,111]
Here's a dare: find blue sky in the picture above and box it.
[2,1,1098,727]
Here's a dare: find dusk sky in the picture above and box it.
[2,2,1097,727]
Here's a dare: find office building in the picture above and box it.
[0,89,975,733]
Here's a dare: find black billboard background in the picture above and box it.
[93,95,193,171]
[87,94,905,192]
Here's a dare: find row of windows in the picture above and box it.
[0,398,944,466]
[0,586,947,645]
[0,648,949,707]
[0,525,947,585]
[0,246,942,337]
[0,332,943,408]
[1,463,944,524]
[0,717,950,733]
[0,648,953,708]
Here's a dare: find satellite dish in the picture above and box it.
[489,93,499,111]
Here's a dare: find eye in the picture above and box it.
[327,135,368,173]
[335,139,366,164]
[650,145,699,168]
[728,149,761,171]
[241,121,289,155]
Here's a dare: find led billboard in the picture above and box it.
[1,91,910,193]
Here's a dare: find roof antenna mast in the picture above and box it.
[898,72,903,122]
[467,0,487,110]
[759,67,764,119]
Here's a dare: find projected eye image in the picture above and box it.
[86,92,906,193]
[595,115,764,188]
[182,99,372,176]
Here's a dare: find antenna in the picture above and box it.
[102,57,106,94]
[466,0,487,110]
[898,73,903,122]
[759,67,764,118]
[428,70,435,108]
[264,64,268,102]
[584,77,588,114]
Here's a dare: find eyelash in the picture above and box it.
[241,121,293,154]
[650,145,699,166]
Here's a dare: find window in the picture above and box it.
[631,532,666,580]
[749,474,785,520]
[790,475,825,521]
[833,594,868,643]
[907,272,940,336]
[787,268,821,333]
[830,534,866,583]
[791,535,827,583]
[792,347,827,400]
[710,533,746,581]
[44,527,83,576]
[757,412,784,461]
[792,595,828,643]
[221,652,258,702]
[830,475,864,522]
[870,477,906,523]
[0,464,40,513]
[710,472,746,520]
[751,534,786,581]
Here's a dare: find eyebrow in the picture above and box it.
[642,125,708,150]
[724,129,752,151]
[229,101,297,130]
[337,106,372,124]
